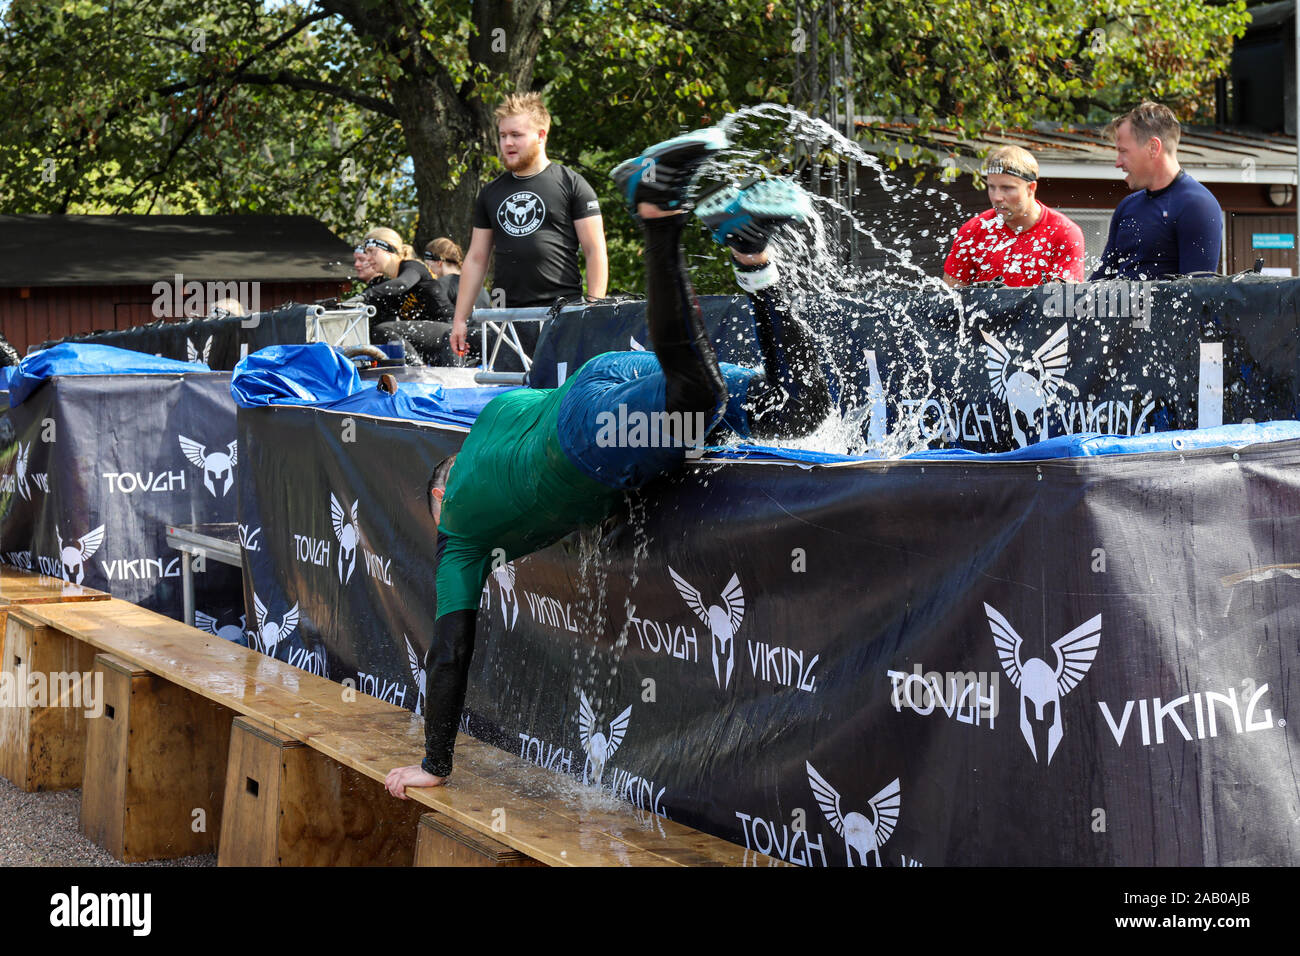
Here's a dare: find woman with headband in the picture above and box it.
[358,227,456,363]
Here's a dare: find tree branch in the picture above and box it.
[237,72,398,117]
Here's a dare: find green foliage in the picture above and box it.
[0,0,1253,293]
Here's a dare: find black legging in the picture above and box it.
[420,214,831,778]
[641,213,829,440]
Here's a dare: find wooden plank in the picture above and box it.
[218,717,285,866]
[122,672,232,860]
[0,567,110,605]
[278,741,423,866]
[22,600,764,867]
[416,812,544,867]
[290,724,668,867]
[0,610,98,791]
[81,652,231,861]
[452,736,770,867]
[0,615,34,788]
[79,655,137,857]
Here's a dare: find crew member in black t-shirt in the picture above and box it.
[450,92,607,368]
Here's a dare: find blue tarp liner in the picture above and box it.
[712,420,1300,465]
[231,343,508,427]
[233,346,1300,463]
[8,343,208,406]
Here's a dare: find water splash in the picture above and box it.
[707,103,987,458]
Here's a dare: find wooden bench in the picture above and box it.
[0,570,109,792]
[12,598,782,866]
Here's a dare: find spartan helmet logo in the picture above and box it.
[330,493,359,584]
[806,762,901,867]
[186,336,212,365]
[252,591,299,656]
[56,524,105,585]
[179,436,238,496]
[13,441,30,500]
[980,324,1070,448]
[578,690,632,786]
[195,611,247,645]
[496,191,545,237]
[668,566,744,690]
[986,603,1101,764]
[405,634,426,717]
[490,561,519,629]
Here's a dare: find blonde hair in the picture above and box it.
[494,92,550,132]
[981,145,1039,182]
[363,226,416,277]
[424,237,465,266]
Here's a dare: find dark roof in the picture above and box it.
[1245,1,1292,33]
[859,122,1297,184]
[0,214,354,287]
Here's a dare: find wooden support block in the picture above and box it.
[0,611,98,791]
[218,717,423,867]
[415,812,545,867]
[80,654,232,862]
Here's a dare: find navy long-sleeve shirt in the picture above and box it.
[1091,170,1222,280]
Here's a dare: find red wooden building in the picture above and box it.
[0,214,354,355]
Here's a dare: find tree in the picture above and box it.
[0,0,1253,294]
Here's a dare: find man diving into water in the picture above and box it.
[385,128,832,797]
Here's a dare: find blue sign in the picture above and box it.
[1253,233,1295,249]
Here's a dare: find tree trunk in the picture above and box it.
[391,75,490,248]
[321,0,570,250]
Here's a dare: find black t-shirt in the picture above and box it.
[472,163,601,308]
[442,273,491,313]
[362,259,453,328]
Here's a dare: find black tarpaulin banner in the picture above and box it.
[237,398,1300,865]
[0,373,243,625]
[34,303,316,371]
[532,276,1300,454]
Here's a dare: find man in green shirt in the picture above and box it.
[387,128,832,797]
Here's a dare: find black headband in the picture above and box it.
[982,162,1037,183]
[361,237,398,254]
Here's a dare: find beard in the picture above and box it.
[503,138,541,173]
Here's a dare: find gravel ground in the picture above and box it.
[0,776,213,867]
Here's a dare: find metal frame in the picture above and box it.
[470,305,587,372]
[306,303,376,348]
[164,524,243,628]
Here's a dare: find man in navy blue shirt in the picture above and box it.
[1091,101,1222,280]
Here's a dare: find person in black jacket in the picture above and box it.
[360,227,455,364]
[424,237,490,311]
[420,237,489,365]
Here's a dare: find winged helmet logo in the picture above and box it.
[578,690,632,786]
[806,762,901,867]
[669,566,744,690]
[980,324,1070,448]
[179,436,238,496]
[986,603,1101,764]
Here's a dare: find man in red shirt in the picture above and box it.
[943,146,1085,287]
